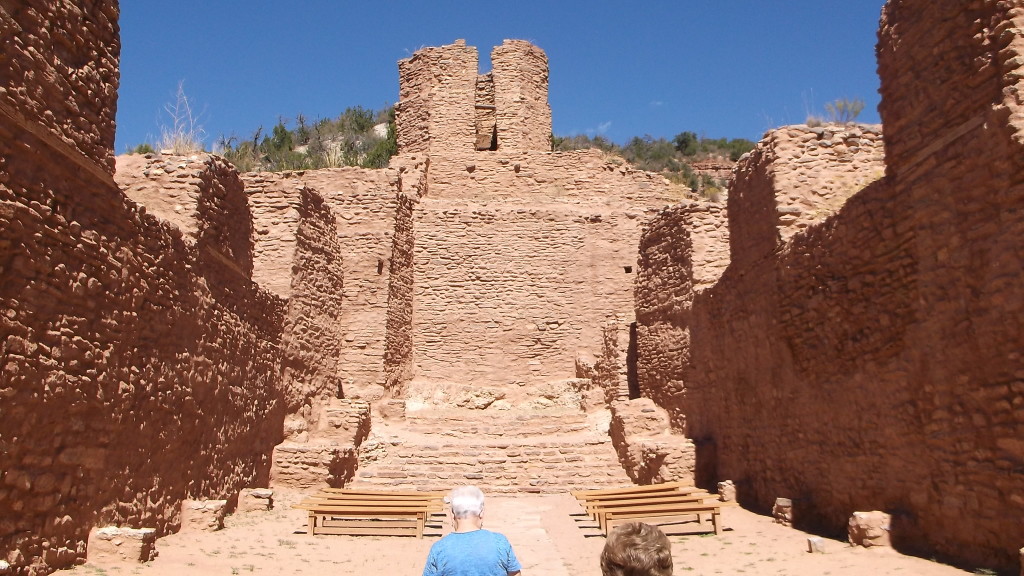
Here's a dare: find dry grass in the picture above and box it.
[158,81,205,154]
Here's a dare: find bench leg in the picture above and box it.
[308,511,316,536]
[712,511,721,535]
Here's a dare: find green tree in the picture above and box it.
[673,131,699,156]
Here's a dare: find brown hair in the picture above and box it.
[600,522,673,576]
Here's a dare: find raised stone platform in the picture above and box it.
[351,408,632,493]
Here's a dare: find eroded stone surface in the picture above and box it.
[236,489,274,514]
[179,500,227,533]
[635,2,1024,571]
[848,511,891,548]
[86,526,157,565]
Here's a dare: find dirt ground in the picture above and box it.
[70,489,975,576]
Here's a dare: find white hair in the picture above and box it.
[449,485,485,519]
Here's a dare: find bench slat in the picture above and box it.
[297,499,443,509]
[571,481,695,499]
[319,488,446,497]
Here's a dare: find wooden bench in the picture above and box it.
[600,501,737,535]
[571,481,697,501]
[570,483,733,536]
[318,488,447,498]
[580,492,718,528]
[294,490,446,538]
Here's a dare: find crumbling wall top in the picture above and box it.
[396,39,552,157]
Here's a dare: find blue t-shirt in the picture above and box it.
[422,529,522,576]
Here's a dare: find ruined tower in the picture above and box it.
[395,39,552,156]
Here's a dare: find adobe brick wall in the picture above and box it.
[243,168,401,402]
[636,1,1024,570]
[411,166,673,391]
[634,201,728,431]
[1,128,285,574]
[396,39,554,157]
[396,40,478,157]
[728,124,884,271]
[0,1,119,174]
[491,40,551,152]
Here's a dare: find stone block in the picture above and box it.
[773,497,793,526]
[87,526,157,565]
[180,500,227,532]
[236,488,274,513]
[717,479,736,502]
[378,399,407,420]
[807,536,826,554]
[847,511,891,548]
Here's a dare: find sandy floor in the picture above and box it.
[70,490,974,576]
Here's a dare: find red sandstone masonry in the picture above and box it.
[1,127,285,573]
[728,125,884,271]
[397,40,555,158]
[637,2,1024,571]
[244,183,347,417]
[491,40,551,152]
[634,201,729,431]
[0,6,288,572]
[411,199,659,389]
[0,1,119,173]
[381,158,424,395]
[243,169,401,402]
[396,40,479,157]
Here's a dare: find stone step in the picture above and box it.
[352,436,631,493]
[350,472,632,494]
[402,410,592,438]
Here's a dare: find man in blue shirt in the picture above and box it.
[422,486,522,576]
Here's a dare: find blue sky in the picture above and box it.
[115,1,886,153]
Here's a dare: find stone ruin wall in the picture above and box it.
[633,200,729,431]
[634,206,694,429]
[0,5,352,572]
[637,1,1024,570]
[1,89,285,576]
[408,151,681,398]
[392,41,681,400]
[245,182,346,422]
[381,157,425,394]
[411,201,644,395]
[396,40,478,157]
[425,149,676,200]
[0,1,119,174]
[728,124,884,271]
[243,169,401,405]
[396,40,552,159]
[491,40,551,152]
